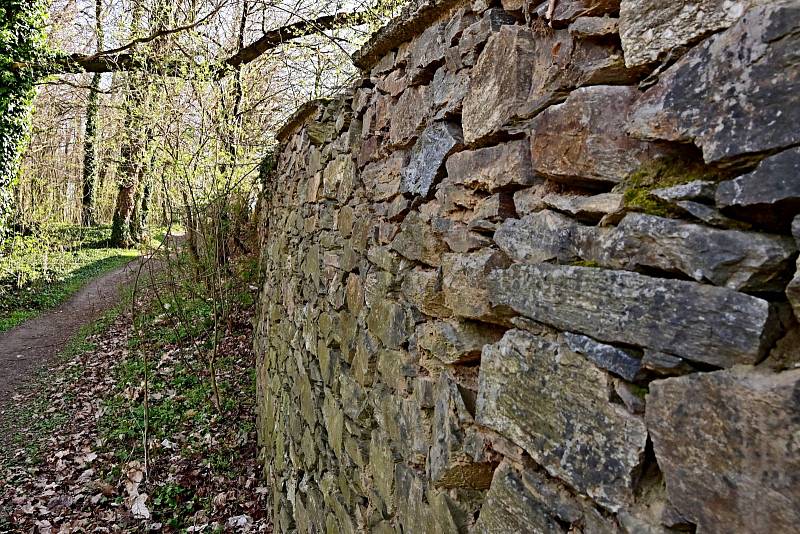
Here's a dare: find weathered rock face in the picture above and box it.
[604,213,797,292]
[445,140,534,192]
[256,0,800,531]
[462,25,636,143]
[619,0,752,67]
[477,329,648,511]
[494,210,591,264]
[628,2,800,163]
[647,368,800,533]
[488,264,776,367]
[401,122,463,197]
[716,148,800,227]
[530,86,672,186]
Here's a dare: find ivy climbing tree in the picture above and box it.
[0,0,49,242]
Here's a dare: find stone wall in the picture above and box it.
[254,0,800,532]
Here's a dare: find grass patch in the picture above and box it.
[0,225,143,332]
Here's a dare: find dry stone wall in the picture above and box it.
[254,0,800,532]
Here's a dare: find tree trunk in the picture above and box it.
[110,0,145,247]
[81,73,101,226]
[111,181,137,246]
[81,0,104,226]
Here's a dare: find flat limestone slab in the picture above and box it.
[488,264,777,367]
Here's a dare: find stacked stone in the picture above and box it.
[255,0,800,532]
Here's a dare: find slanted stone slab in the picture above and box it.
[401,122,463,197]
[716,148,800,225]
[647,367,800,533]
[628,3,800,163]
[534,0,620,25]
[462,27,635,143]
[530,86,672,186]
[542,192,624,223]
[619,0,751,67]
[563,332,643,382]
[445,140,534,192]
[476,329,648,511]
[675,201,741,228]
[488,264,776,367]
[602,213,796,292]
[417,319,504,364]
[569,16,619,39]
[651,180,716,203]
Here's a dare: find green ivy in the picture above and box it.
[0,0,50,243]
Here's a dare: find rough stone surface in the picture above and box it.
[477,329,648,511]
[563,332,643,382]
[788,216,800,321]
[569,16,619,39]
[619,0,751,67]
[530,86,672,186]
[651,180,717,203]
[489,264,776,367]
[716,148,800,226]
[478,461,619,532]
[647,368,800,533]
[675,201,741,228]
[442,250,512,324]
[401,122,463,197]
[534,0,620,25]
[255,4,800,531]
[603,213,797,292]
[391,211,449,267]
[542,193,624,223]
[494,210,590,264]
[463,27,635,143]
[445,140,534,192]
[430,372,496,489]
[417,319,503,364]
[361,151,409,201]
[628,2,800,163]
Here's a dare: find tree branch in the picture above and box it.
[82,4,222,61]
[222,10,372,71]
[16,10,371,77]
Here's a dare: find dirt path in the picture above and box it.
[0,257,150,408]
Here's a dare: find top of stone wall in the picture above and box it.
[275,98,331,144]
[352,0,468,70]
[274,0,467,142]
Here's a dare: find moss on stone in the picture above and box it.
[616,156,720,217]
[629,384,649,400]
[570,260,602,268]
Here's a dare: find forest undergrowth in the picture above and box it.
[0,225,149,332]
[0,252,270,533]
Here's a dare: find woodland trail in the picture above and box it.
[0,257,149,410]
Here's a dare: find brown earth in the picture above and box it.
[0,257,152,411]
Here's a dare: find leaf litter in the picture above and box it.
[0,275,271,533]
